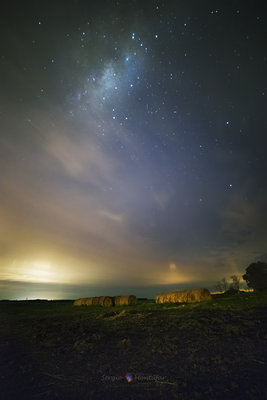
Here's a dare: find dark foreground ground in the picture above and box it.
[0,293,267,400]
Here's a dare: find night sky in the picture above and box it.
[0,1,266,299]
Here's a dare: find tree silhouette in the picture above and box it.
[243,262,267,292]
[215,277,228,293]
[230,275,240,291]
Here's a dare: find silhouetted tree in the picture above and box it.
[215,277,228,293]
[243,261,267,292]
[230,275,240,291]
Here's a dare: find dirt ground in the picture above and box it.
[0,293,267,400]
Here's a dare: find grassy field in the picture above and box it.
[0,292,267,400]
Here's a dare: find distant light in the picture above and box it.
[169,263,177,271]
[229,184,233,188]
[38,21,42,25]
[154,34,158,39]
[226,121,230,125]
[131,33,135,40]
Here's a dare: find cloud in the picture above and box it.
[153,191,170,209]
[221,189,267,252]
[2,98,266,296]
[97,209,124,223]
[0,107,167,287]
[47,130,118,185]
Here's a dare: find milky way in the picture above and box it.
[0,1,266,299]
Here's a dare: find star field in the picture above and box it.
[0,1,266,299]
